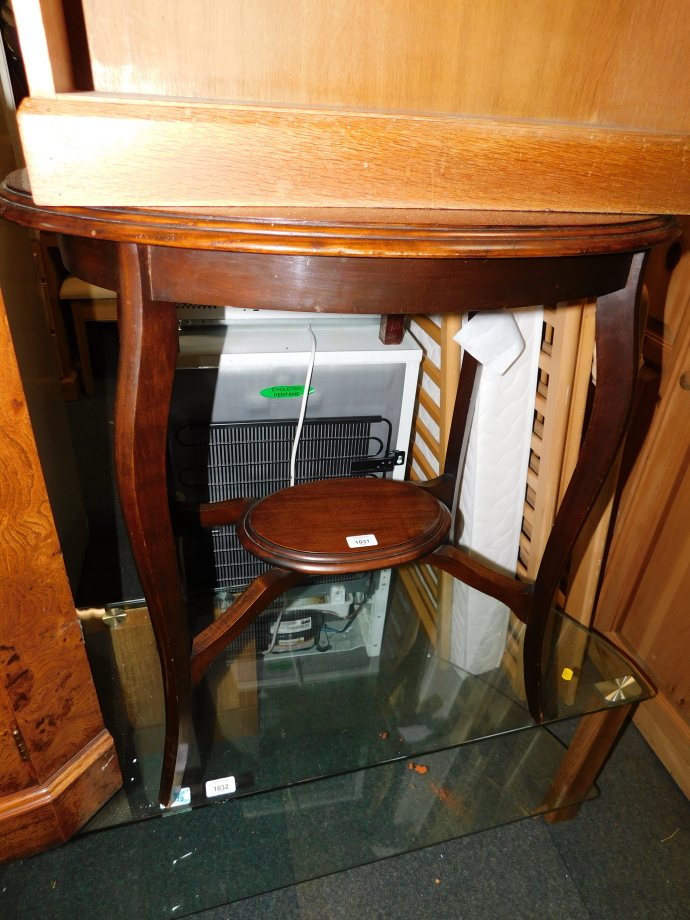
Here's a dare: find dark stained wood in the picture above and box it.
[114,243,191,807]
[379,314,406,345]
[173,497,257,531]
[422,545,533,622]
[540,704,631,822]
[0,170,680,258]
[149,248,637,315]
[523,253,648,723]
[442,351,481,508]
[238,478,451,574]
[191,568,300,686]
[58,234,119,291]
[0,169,675,822]
[61,0,94,92]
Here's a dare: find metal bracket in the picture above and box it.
[594,675,641,703]
[350,450,406,474]
[103,607,128,627]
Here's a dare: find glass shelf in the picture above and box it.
[68,563,649,918]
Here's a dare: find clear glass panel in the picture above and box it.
[80,564,649,832]
[0,564,650,920]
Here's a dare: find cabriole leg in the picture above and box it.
[524,252,648,722]
[114,243,191,807]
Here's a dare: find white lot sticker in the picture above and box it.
[205,775,237,798]
[346,533,378,548]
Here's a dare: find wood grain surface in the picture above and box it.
[239,478,451,573]
[0,285,121,860]
[78,0,690,134]
[0,729,121,862]
[16,96,690,212]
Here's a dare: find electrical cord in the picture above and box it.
[264,608,285,654]
[289,325,317,487]
[318,572,376,640]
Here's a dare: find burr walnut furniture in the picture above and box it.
[9,0,690,211]
[0,281,121,863]
[0,168,680,808]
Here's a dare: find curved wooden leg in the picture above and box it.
[524,252,648,722]
[114,242,191,807]
[191,568,300,686]
[540,703,631,821]
[421,544,533,621]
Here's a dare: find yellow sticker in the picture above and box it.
[561,667,574,681]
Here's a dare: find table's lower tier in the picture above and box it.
[63,568,647,919]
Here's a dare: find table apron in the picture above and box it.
[58,235,634,313]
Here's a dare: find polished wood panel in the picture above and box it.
[150,249,635,315]
[16,97,690,212]
[238,479,451,574]
[58,234,119,291]
[78,0,690,134]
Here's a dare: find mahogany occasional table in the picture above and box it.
[0,168,679,807]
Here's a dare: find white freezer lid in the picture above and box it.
[177,323,422,368]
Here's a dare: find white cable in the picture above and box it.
[289,325,317,487]
[265,609,285,654]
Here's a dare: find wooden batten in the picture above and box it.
[12,0,76,96]
[16,95,690,211]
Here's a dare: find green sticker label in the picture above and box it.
[260,385,315,399]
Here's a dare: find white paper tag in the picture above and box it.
[346,533,378,548]
[205,775,237,798]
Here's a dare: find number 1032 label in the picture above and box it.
[205,775,237,798]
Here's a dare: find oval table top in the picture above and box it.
[0,170,680,259]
